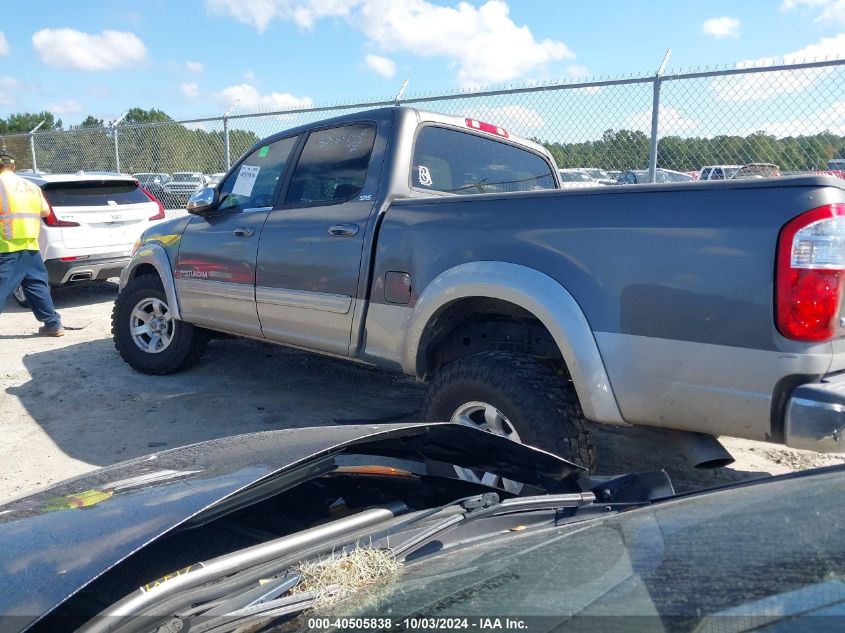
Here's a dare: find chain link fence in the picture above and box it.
[2,58,844,204]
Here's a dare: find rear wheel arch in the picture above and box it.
[405,262,625,425]
[418,297,562,379]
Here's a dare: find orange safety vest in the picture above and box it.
[0,170,47,253]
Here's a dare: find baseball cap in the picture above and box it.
[0,151,15,166]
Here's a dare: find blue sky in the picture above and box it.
[1,0,844,128]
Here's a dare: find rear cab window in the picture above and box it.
[41,181,149,206]
[411,126,556,194]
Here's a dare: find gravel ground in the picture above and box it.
[2,280,843,503]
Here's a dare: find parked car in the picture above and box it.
[699,164,741,180]
[207,172,226,187]
[581,167,615,185]
[132,172,171,189]
[558,168,597,189]
[114,106,845,474]
[616,168,695,184]
[132,172,172,203]
[2,422,844,633]
[159,171,208,208]
[11,173,165,307]
[731,163,781,179]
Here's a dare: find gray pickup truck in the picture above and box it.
[113,106,845,473]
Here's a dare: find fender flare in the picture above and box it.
[403,261,625,425]
[119,244,182,321]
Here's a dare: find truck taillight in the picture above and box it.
[776,203,845,342]
[465,118,509,138]
[140,184,165,221]
[43,205,79,227]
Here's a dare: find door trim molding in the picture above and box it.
[176,278,255,302]
[256,286,352,314]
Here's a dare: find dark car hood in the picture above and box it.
[0,422,582,628]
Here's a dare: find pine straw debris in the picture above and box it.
[291,547,402,605]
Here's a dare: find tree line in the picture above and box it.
[2,108,844,175]
[541,129,845,172]
[0,108,260,174]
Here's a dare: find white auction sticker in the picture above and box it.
[232,165,260,197]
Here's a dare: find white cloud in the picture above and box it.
[626,107,697,135]
[182,121,208,131]
[46,99,83,116]
[364,53,395,78]
[781,0,845,25]
[0,76,20,106]
[181,82,200,98]
[205,0,359,31]
[32,28,147,71]
[358,0,573,88]
[213,83,314,110]
[760,100,845,136]
[702,16,740,38]
[0,31,9,56]
[244,69,256,82]
[463,104,544,136]
[204,0,574,87]
[711,33,845,102]
[186,60,204,73]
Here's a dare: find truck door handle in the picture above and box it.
[232,227,255,238]
[328,224,359,237]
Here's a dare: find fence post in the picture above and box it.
[112,126,120,173]
[29,134,38,173]
[223,99,240,171]
[223,115,230,171]
[111,112,129,174]
[28,120,45,173]
[648,49,671,183]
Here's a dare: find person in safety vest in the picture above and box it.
[0,151,64,336]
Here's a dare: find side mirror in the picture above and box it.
[187,187,218,215]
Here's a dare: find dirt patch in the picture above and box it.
[1,281,843,502]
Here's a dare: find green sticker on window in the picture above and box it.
[258,146,270,158]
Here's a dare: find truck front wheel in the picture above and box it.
[422,351,596,489]
[112,274,209,375]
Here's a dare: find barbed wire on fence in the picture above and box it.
[2,58,844,186]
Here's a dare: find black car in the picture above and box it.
[1,423,842,633]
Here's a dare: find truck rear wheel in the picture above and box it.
[422,351,596,490]
[112,274,209,375]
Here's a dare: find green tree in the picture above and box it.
[0,111,63,134]
[124,108,172,125]
[78,115,105,128]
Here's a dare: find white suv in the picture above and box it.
[12,173,164,305]
[699,165,741,180]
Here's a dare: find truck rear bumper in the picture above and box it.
[784,372,845,452]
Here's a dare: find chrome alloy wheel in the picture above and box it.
[129,297,175,354]
[450,401,524,494]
